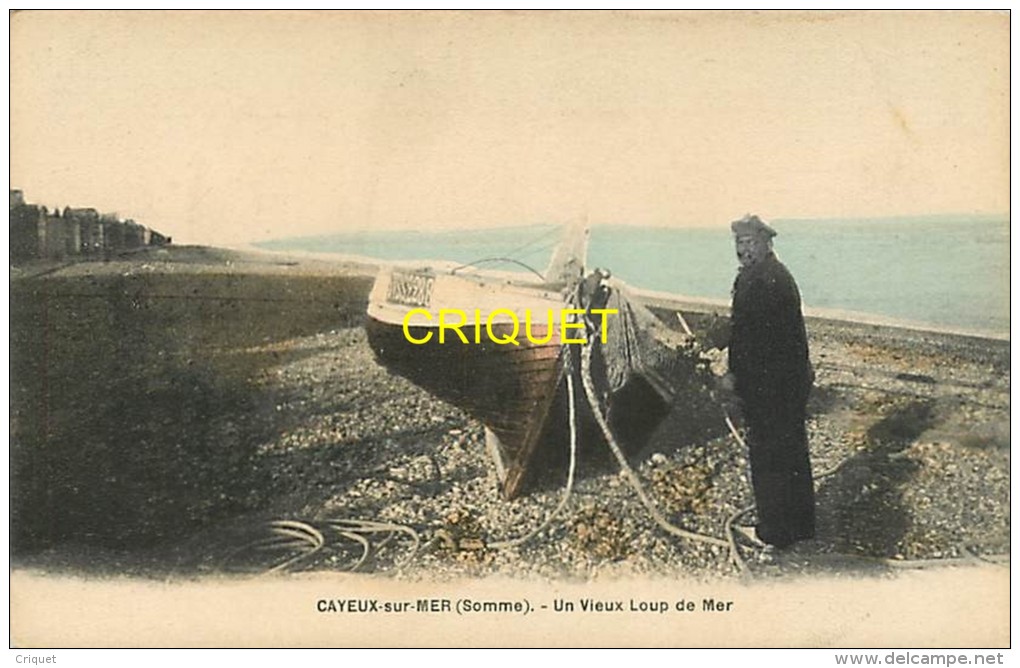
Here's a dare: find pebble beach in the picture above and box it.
[9,245,1011,582]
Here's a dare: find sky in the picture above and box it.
[9,10,1010,246]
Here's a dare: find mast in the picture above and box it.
[542,220,589,288]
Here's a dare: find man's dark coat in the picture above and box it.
[729,252,815,547]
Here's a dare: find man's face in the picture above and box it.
[735,234,768,268]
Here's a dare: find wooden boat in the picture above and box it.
[365,225,676,499]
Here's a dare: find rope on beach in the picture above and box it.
[724,503,762,574]
[330,528,371,572]
[695,380,767,573]
[959,544,1010,567]
[223,517,421,575]
[325,519,422,570]
[813,456,852,481]
[578,340,730,551]
[489,320,733,555]
[261,520,326,575]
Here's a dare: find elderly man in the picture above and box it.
[724,214,815,549]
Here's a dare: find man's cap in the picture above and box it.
[731,214,777,238]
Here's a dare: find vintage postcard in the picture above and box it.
[9,10,1010,650]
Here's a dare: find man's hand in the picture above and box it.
[702,314,731,350]
[714,372,742,417]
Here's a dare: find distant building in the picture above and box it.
[45,208,79,258]
[9,190,171,262]
[9,199,46,259]
[65,207,102,255]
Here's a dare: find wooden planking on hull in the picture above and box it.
[365,316,568,497]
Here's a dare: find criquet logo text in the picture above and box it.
[401,308,618,346]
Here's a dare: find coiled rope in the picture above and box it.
[226,518,421,575]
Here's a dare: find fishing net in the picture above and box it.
[578,274,724,447]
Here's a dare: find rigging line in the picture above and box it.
[514,239,562,261]
[498,225,563,262]
[450,257,546,280]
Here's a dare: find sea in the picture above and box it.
[255,216,1010,338]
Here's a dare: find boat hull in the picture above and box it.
[366,316,566,498]
[365,265,672,498]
